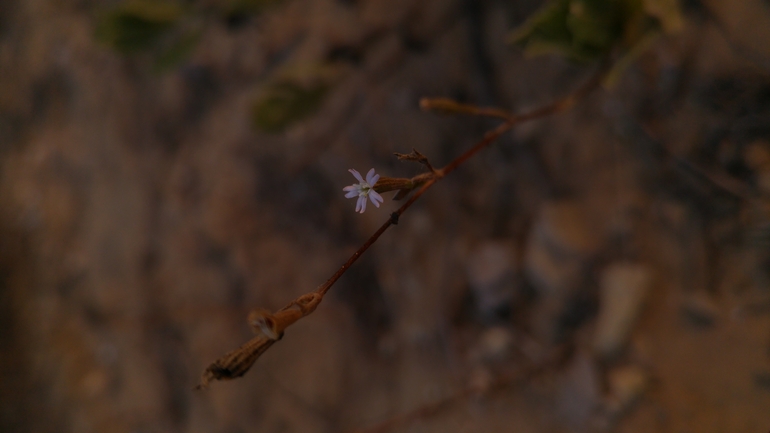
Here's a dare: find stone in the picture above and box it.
[605,365,648,415]
[557,351,601,426]
[468,366,494,394]
[528,295,568,344]
[466,241,516,318]
[534,200,602,259]
[525,200,601,298]
[753,371,770,392]
[471,326,514,362]
[680,292,720,328]
[756,171,770,195]
[743,140,770,171]
[593,263,652,358]
[524,234,583,298]
[743,140,770,195]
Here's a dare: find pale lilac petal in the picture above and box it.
[355,196,364,213]
[345,190,359,198]
[365,168,377,185]
[359,196,367,213]
[349,169,365,183]
[343,185,357,191]
[369,173,380,186]
[369,191,383,207]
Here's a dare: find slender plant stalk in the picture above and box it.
[352,346,569,433]
[196,63,608,390]
[318,62,607,296]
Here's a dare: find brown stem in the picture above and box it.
[420,97,515,121]
[440,62,607,177]
[197,62,608,389]
[316,177,436,296]
[352,346,569,433]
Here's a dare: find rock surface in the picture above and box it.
[593,263,652,358]
[525,200,601,298]
[466,241,517,319]
[557,351,601,426]
[1,1,770,433]
[605,365,649,416]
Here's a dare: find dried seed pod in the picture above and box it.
[248,309,280,339]
[373,177,414,194]
[196,336,277,389]
[197,292,324,389]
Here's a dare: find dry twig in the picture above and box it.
[196,62,608,389]
[351,346,570,433]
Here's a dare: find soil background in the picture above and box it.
[1,1,770,432]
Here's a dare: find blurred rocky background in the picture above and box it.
[1,0,770,432]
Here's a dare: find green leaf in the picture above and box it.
[251,81,328,133]
[508,0,683,66]
[120,0,183,22]
[566,0,622,54]
[602,29,661,88]
[225,0,287,21]
[642,0,683,33]
[509,0,624,62]
[95,0,183,54]
[508,0,573,55]
[152,29,201,72]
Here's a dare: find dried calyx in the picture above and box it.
[196,292,322,389]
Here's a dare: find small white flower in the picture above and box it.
[343,168,384,213]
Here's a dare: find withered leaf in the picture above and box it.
[196,334,278,389]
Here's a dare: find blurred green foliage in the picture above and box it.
[250,62,350,133]
[509,0,683,64]
[95,0,184,54]
[95,0,288,71]
[226,0,287,18]
[251,81,329,133]
[152,30,202,72]
[94,0,684,130]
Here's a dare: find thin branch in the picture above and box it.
[419,98,514,121]
[316,175,436,296]
[394,148,437,174]
[609,100,758,202]
[196,62,609,389]
[351,346,569,433]
[440,61,608,177]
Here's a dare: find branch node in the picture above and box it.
[197,61,607,391]
[394,148,436,173]
[419,97,513,121]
